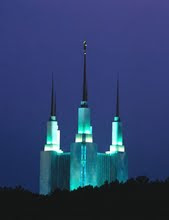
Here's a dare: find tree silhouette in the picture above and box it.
[0,176,168,217]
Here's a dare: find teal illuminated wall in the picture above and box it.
[40,151,70,194]
[70,142,97,190]
[106,116,125,154]
[75,106,93,143]
[97,152,128,186]
[44,116,63,153]
[70,105,98,191]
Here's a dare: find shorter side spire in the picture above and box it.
[50,73,56,117]
[54,92,57,117]
[115,73,120,118]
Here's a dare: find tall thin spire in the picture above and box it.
[54,92,56,117]
[50,73,56,117]
[82,40,88,104]
[115,73,120,117]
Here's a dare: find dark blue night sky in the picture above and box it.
[0,0,169,192]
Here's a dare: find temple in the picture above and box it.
[39,42,128,194]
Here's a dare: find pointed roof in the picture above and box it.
[50,73,56,117]
[82,40,88,104]
[54,92,56,116]
[115,73,120,117]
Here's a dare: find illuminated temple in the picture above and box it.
[39,41,128,194]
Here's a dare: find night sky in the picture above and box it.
[0,0,169,192]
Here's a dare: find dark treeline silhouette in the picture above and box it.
[0,176,169,218]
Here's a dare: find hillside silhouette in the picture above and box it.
[0,176,169,218]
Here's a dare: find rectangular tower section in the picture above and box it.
[78,108,92,134]
[97,152,128,185]
[40,151,57,195]
[97,153,110,186]
[70,143,97,191]
[57,153,70,190]
[115,152,128,183]
[40,151,70,194]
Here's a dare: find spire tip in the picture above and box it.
[83,40,87,51]
[116,72,120,117]
[50,73,56,118]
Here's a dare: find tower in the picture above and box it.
[40,75,70,195]
[44,74,63,153]
[106,75,125,154]
[70,41,98,190]
[106,75,128,182]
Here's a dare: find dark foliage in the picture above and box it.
[0,176,169,218]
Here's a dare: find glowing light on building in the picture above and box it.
[40,43,128,195]
[44,77,63,154]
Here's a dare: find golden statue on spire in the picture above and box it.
[83,40,87,51]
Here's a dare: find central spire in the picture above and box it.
[81,40,88,107]
[50,73,56,117]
